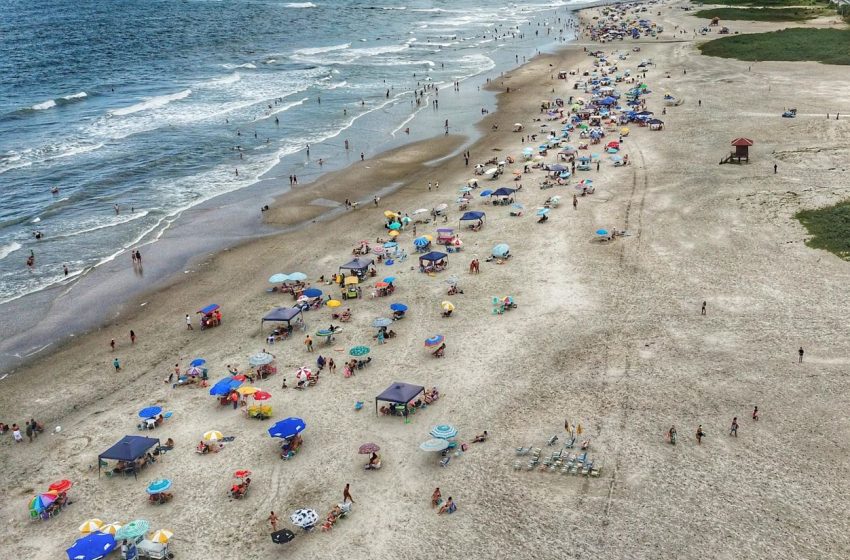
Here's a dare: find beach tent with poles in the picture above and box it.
[261,307,303,329]
[339,257,374,277]
[459,211,486,223]
[375,381,425,414]
[98,435,160,479]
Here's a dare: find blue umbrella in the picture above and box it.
[492,244,510,258]
[66,532,116,560]
[413,237,430,247]
[373,318,392,328]
[138,406,162,419]
[537,208,550,216]
[189,358,206,367]
[287,272,307,282]
[390,303,408,312]
[302,288,322,298]
[388,222,401,230]
[269,273,289,284]
[146,479,172,495]
[480,189,493,197]
[424,335,445,347]
[430,424,458,439]
[596,229,609,236]
[349,346,370,357]
[383,276,396,283]
[382,242,397,249]
[268,417,306,439]
[210,377,242,396]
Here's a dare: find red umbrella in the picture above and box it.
[253,391,272,401]
[232,374,247,381]
[48,480,72,493]
[358,443,380,454]
[234,470,252,479]
[375,282,389,289]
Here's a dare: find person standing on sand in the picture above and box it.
[774,164,777,174]
[110,338,116,351]
[752,406,759,421]
[695,425,704,444]
[113,358,121,372]
[268,511,279,531]
[63,264,69,276]
[328,358,336,374]
[572,194,578,210]
[305,335,313,352]
[730,417,738,437]
[798,346,804,363]
[130,330,136,345]
[596,161,600,172]
[701,301,706,316]
[343,483,354,504]
[360,152,364,161]
[186,314,194,330]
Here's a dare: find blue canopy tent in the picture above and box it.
[262,307,303,331]
[459,211,485,223]
[197,304,219,315]
[209,377,243,396]
[98,435,160,478]
[419,251,448,272]
[66,532,117,560]
[375,381,426,414]
[490,187,516,197]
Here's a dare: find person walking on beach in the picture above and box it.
[130,330,136,345]
[701,301,706,315]
[113,358,121,372]
[25,422,33,443]
[695,425,705,444]
[596,161,600,172]
[63,264,69,276]
[305,335,313,352]
[343,483,354,504]
[186,314,194,330]
[268,511,279,531]
[135,250,141,265]
[774,163,778,174]
[729,417,738,437]
[798,346,804,363]
[328,358,336,374]
[572,194,578,210]
[360,152,364,161]
[752,406,760,421]
[110,338,116,351]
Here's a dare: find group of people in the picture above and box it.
[1,418,44,443]
[229,477,252,499]
[431,488,457,514]
[666,406,759,445]
[280,434,303,459]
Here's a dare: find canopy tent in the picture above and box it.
[375,381,426,414]
[262,307,303,328]
[339,258,374,275]
[209,377,243,396]
[419,251,448,263]
[459,211,486,222]
[490,187,516,197]
[98,435,160,478]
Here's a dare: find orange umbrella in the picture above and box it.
[48,480,73,493]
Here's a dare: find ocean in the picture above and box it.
[0,0,585,371]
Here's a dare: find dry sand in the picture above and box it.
[3,2,850,558]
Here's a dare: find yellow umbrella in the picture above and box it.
[100,523,123,535]
[383,210,397,219]
[440,301,455,312]
[149,529,174,544]
[388,230,399,238]
[344,276,359,286]
[326,299,342,308]
[422,234,433,242]
[79,519,104,534]
[236,386,258,396]
[203,430,224,442]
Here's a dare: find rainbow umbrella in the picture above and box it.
[425,335,445,347]
[29,493,56,513]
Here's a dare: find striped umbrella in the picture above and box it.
[146,479,172,495]
[419,438,450,452]
[202,430,224,442]
[149,529,173,544]
[78,518,104,534]
[29,493,56,513]
[115,519,150,541]
[430,424,458,439]
[99,523,122,536]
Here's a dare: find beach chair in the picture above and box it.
[582,459,593,476]
[29,509,40,521]
[513,461,522,470]
[515,446,531,456]
[547,435,559,446]
[590,460,602,478]
[440,456,451,468]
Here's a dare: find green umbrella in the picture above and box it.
[115,519,150,541]
[349,346,370,357]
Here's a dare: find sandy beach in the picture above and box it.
[4,2,850,558]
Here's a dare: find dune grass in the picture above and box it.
[694,7,827,21]
[699,28,850,65]
[796,201,850,260]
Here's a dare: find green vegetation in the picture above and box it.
[699,28,850,64]
[694,7,827,21]
[796,202,850,260]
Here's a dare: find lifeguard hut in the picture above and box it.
[721,137,753,164]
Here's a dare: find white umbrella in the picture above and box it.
[249,352,275,367]
[290,509,318,528]
[412,208,428,215]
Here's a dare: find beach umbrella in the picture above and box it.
[537,208,550,217]
[435,203,448,212]
[458,187,472,193]
[480,189,493,197]
[349,346,370,357]
[115,519,150,541]
[209,377,242,396]
[253,390,272,401]
[372,318,392,328]
[596,229,609,236]
[269,273,289,284]
[287,272,307,282]
[234,470,252,479]
[388,222,401,231]
[388,230,399,238]
[430,424,458,439]
[413,237,430,247]
[383,276,396,283]
[49,479,73,494]
[419,438,450,452]
[29,493,56,513]
[359,443,380,454]
[66,532,116,560]
[375,281,389,289]
[78,519,104,534]
[99,523,122,536]
[302,288,322,298]
[138,406,162,419]
[149,530,173,544]
[236,386,259,396]
[203,430,224,442]
[189,358,206,367]
[412,208,428,215]
[268,417,306,439]
[290,509,319,529]
[186,366,203,377]
[492,243,510,258]
[424,335,445,347]
[146,479,172,495]
[383,210,398,219]
[382,241,397,249]
[295,367,312,380]
[440,301,455,312]
[326,299,342,308]
[232,374,247,381]
[344,276,359,286]
[390,303,407,312]
[248,352,275,367]
[271,529,296,544]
